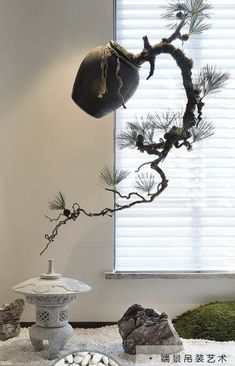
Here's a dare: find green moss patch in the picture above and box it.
[173,301,235,341]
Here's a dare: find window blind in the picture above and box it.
[115,0,235,272]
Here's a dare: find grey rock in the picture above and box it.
[0,298,25,341]
[118,304,183,354]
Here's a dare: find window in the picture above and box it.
[115,0,235,272]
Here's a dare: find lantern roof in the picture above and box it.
[13,260,91,296]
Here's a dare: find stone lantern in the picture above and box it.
[13,260,91,359]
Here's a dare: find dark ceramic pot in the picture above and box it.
[71,41,140,118]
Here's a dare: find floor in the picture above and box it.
[0,325,234,366]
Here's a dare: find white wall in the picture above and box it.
[0,0,234,322]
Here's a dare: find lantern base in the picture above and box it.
[29,323,73,359]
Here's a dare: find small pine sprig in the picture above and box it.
[162,0,212,34]
[149,111,183,132]
[49,192,66,210]
[163,0,211,20]
[189,13,211,35]
[135,173,157,195]
[99,166,130,189]
[194,65,230,98]
[117,125,139,149]
[190,119,214,142]
[117,115,155,149]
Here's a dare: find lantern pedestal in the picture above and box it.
[29,323,73,359]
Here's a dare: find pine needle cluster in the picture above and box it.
[149,111,183,131]
[135,173,157,195]
[117,110,215,149]
[163,0,212,35]
[117,116,155,149]
[194,65,230,98]
[190,119,214,142]
[99,166,130,189]
[49,192,66,210]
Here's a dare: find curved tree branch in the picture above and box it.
[162,18,188,43]
[131,37,199,129]
[42,2,224,255]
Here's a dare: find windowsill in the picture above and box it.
[105,271,235,279]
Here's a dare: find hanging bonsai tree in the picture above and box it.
[41,0,229,255]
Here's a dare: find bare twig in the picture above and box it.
[135,161,153,173]
[105,188,146,201]
[41,162,168,255]
[162,18,188,43]
[44,213,64,223]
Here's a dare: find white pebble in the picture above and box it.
[92,354,102,364]
[77,352,89,356]
[74,355,84,364]
[89,361,96,366]
[108,360,118,366]
[97,362,106,366]
[55,359,65,366]
[66,355,74,364]
[81,354,92,366]
[102,356,109,365]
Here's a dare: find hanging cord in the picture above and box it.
[115,55,126,109]
[98,46,112,98]
[98,44,126,109]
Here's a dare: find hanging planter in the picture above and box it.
[72,41,140,118]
